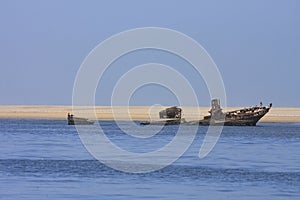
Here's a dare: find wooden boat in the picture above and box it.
[194,99,272,126]
[67,113,95,125]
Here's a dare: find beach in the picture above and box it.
[0,106,299,123]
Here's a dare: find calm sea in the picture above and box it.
[0,119,299,200]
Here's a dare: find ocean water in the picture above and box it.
[0,119,299,200]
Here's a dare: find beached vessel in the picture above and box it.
[67,113,95,125]
[140,106,185,125]
[192,99,272,126]
[141,100,272,126]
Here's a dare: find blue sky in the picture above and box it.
[0,0,299,106]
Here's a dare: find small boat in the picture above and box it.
[140,106,184,125]
[195,99,272,126]
[67,113,95,125]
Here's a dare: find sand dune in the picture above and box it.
[0,105,299,123]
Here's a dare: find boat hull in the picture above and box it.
[140,101,272,126]
[68,120,95,125]
[67,116,95,125]
[198,108,270,126]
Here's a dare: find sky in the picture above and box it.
[0,0,299,107]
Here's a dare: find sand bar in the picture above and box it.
[0,106,299,123]
[0,105,300,122]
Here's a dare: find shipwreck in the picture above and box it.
[140,106,185,125]
[140,99,272,126]
[195,99,272,126]
[67,113,95,125]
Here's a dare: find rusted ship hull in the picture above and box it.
[197,102,271,126]
[140,101,271,126]
[140,106,183,126]
[198,111,269,126]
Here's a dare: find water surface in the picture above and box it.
[0,119,299,199]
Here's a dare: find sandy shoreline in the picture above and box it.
[0,105,300,123]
